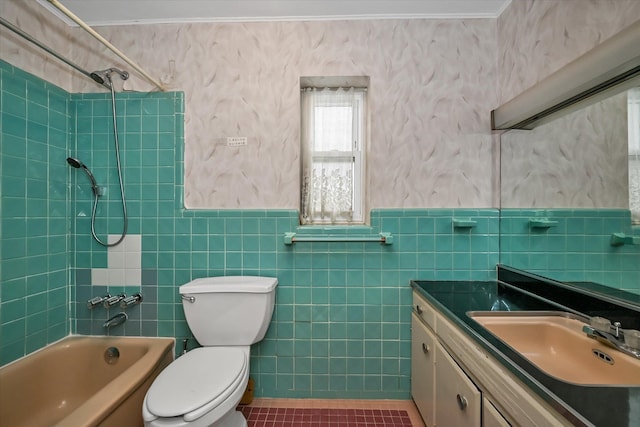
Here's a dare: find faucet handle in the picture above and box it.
[625,329,640,349]
[590,316,611,332]
[87,294,111,309]
[103,293,126,308]
[120,292,143,308]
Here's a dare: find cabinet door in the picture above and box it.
[411,313,436,427]
[435,343,481,427]
[483,397,511,427]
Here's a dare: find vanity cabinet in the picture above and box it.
[412,311,483,427]
[411,289,569,427]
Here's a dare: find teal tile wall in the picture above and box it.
[251,208,499,398]
[500,209,640,292]
[0,60,70,364]
[71,90,185,335]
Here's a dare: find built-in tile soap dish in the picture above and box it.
[610,232,640,246]
[529,218,558,229]
[452,218,477,229]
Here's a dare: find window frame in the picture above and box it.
[300,77,369,225]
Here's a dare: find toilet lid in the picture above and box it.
[145,347,247,419]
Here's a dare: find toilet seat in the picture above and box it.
[144,347,248,423]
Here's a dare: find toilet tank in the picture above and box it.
[179,276,277,346]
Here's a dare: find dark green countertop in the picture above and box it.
[411,274,640,427]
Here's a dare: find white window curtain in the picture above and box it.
[300,87,363,224]
[629,88,640,223]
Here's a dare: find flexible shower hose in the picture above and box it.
[91,73,128,247]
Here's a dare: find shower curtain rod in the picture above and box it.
[0,16,110,89]
[47,0,166,92]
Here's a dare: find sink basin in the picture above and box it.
[470,312,640,386]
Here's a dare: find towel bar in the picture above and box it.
[284,232,393,245]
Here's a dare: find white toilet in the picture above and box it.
[142,276,278,427]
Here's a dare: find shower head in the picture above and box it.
[90,72,105,85]
[90,67,130,85]
[67,157,100,196]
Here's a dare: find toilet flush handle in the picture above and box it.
[181,295,195,303]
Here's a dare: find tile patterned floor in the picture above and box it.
[239,399,425,427]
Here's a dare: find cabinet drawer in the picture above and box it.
[413,291,436,330]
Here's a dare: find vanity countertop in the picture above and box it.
[411,266,640,427]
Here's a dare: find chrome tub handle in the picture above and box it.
[103,293,126,308]
[120,292,143,308]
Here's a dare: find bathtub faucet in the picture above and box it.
[103,312,128,329]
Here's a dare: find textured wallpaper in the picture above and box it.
[63,19,499,210]
[4,1,639,211]
[0,1,74,90]
[497,0,640,208]
[498,0,640,104]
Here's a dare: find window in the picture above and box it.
[629,88,640,224]
[300,79,367,224]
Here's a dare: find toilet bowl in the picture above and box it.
[142,276,277,427]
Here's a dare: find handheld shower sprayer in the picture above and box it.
[67,157,100,196]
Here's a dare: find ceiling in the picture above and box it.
[38,0,511,26]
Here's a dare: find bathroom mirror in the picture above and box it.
[499,88,630,211]
[495,21,640,291]
[498,84,639,290]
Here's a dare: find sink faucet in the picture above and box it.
[103,312,128,329]
[583,318,640,359]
